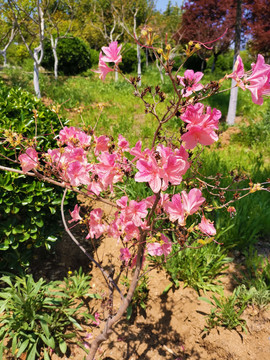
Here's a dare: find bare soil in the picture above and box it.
[29,229,270,360]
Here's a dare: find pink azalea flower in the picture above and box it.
[118,134,129,151]
[227,55,245,89]
[164,194,185,225]
[198,215,216,236]
[93,312,100,326]
[94,52,114,81]
[180,103,220,149]
[181,188,205,215]
[59,126,91,147]
[68,204,82,223]
[101,41,122,64]
[66,161,91,186]
[126,200,148,226]
[135,157,162,193]
[177,69,204,97]
[181,125,218,149]
[147,234,172,258]
[94,135,110,155]
[19,147,39,173]
[245,54,270,105]
[120,247,131,266]
[86,209,107,239]
[123,221,140,241]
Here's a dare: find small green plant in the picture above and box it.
[64,267,101,299]
[121,274,149,320]
[0,273,100,359]
[200,288,247,333]
[237,284,270,309]
[165,243,233,293]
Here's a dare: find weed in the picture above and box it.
[121,274,149,320]
[200,287,247,332]
[0,272,100,359]
[165,243,233,294]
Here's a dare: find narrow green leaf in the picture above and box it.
[126,305,132,320]
[198,296,213,305]
[27,342,37,360]
[43,349,50,360]
[68,316,83,330]
[40,320,50,338]
[17,339,30,358]
[12,335,17,355]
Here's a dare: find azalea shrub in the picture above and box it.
[1,30,270,360]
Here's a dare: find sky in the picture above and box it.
[155,0,184,13]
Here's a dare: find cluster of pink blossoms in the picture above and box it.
[24,43,270,265]
[180,103,221,149]
[18,123,218,262]
[228,54,270,105]
[95,41,122,80]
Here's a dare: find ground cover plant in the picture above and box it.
[0,270,101,359]
[1,30,270,360]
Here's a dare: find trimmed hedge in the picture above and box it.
[0,81,74,271]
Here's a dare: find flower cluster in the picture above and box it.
[95,41,122,81]
[18,42,268,270]
[228,54,270,105]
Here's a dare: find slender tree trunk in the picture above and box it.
[227,0,242,126]
[137,43,141,86]
[33,48,41,98]
[51,36,59,80]
[115,69,118,82]
[0,51,7,66]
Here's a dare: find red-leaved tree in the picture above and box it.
[246,0,270,62]
[174,0,237,71]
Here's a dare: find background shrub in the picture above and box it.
[42,37,92,75]
[89,48,99,66]
[119,43,146,73]
[0,81,74,271]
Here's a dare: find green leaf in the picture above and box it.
[0,341,4,359]
[126,305,132,320]
[43,349,50,360]
[39,334,55,349]
[198,296,213,305]
[59,339,67,354]
[68,316,83,330]
[163,282,173,294]
[40,320,50,338]
[12,335,17,355]
[27,342,37,360]
[17,339,30,358]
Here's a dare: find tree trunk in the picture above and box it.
[226,0,242,126]
[114,69,118,82]
[137,43,141,86]
[33,48,41,98]
[51,36,59,80]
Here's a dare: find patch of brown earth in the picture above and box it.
[41,233,270,360]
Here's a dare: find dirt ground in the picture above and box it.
[31,230,270,360]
